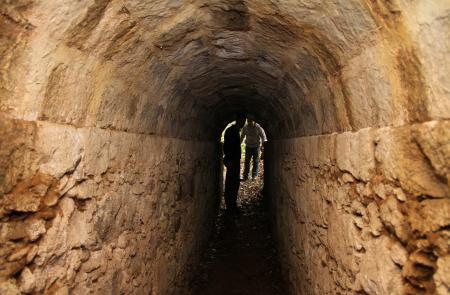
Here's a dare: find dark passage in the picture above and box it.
[191,164,285,295]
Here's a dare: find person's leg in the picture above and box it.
[224,167,234,210]
[224,162,240,212]
[230,164,240,210]
[252,147,260,179]
[243,147,251,180]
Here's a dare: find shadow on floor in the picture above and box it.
[190,177,286,295]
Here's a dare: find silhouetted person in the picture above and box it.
[240,119,267,180]
[223,114,246,214]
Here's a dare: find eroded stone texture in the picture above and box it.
[269,120,450,294]
[0,0,449,294]
[0,116,219,294]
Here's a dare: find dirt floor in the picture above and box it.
[190,162,286,295]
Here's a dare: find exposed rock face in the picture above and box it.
[268,121,450,294]
[0,0,449,294]
[0,117,220,294]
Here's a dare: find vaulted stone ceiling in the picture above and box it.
[4,0,446,140]
[98,0,372,138]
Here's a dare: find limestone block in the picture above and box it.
[78,128,111,177]
[373,183,388,200]
[117,232,129,249]
[213,32,250,60]
[4,191,40,213]
[54,286,70,295]
[379,196,411,243]
[35,198,75,265]
[435,255,450,295]
[26,245,38,263]
[367,202,383,237]
[400,1,450,119]
[326,203,359,275]
[355,182,372,197]
[389,242,408,267]
[36,123,83,179]
[393,187,407,202]
[0,113,39,196]
[342,172,355,183]
[351,200,366,217]
[18,267,36,294]
[25,219,46,241]
[0,222,28,242]
[0,279,21,295]
[336,128,375,182]
[38,61,96,126]
[81,251,102,273]
[414,121,450,184]
[341,44,396,128]
[65,180,95,200]
[356,236,405,295]
[7,246,30,262]
[375,126,449,198]
[67,205,97,249]
[409,199,450,234]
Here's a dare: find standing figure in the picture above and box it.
[223,114,246,214]
[240,119,267,181]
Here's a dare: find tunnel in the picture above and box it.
[0,0,449,294]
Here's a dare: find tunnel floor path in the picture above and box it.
[190,166,286,294]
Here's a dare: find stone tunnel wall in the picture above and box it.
[266,2,450,294]
[1,1,224,294]
[0,115,220,294]
[268,120,449,294]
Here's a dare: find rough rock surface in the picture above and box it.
[0,117,220,294]
[268,120,450,294]
[0,0,449,294]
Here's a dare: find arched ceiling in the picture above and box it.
[6,0,438,140]
[110,0,379,139]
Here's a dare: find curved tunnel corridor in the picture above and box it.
[1,0,449,294]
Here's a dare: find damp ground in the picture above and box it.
[191,163,286,295]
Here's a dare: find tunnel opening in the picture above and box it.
[217,117,272,197]
[0,1,449,294]
[189,115,285,295]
